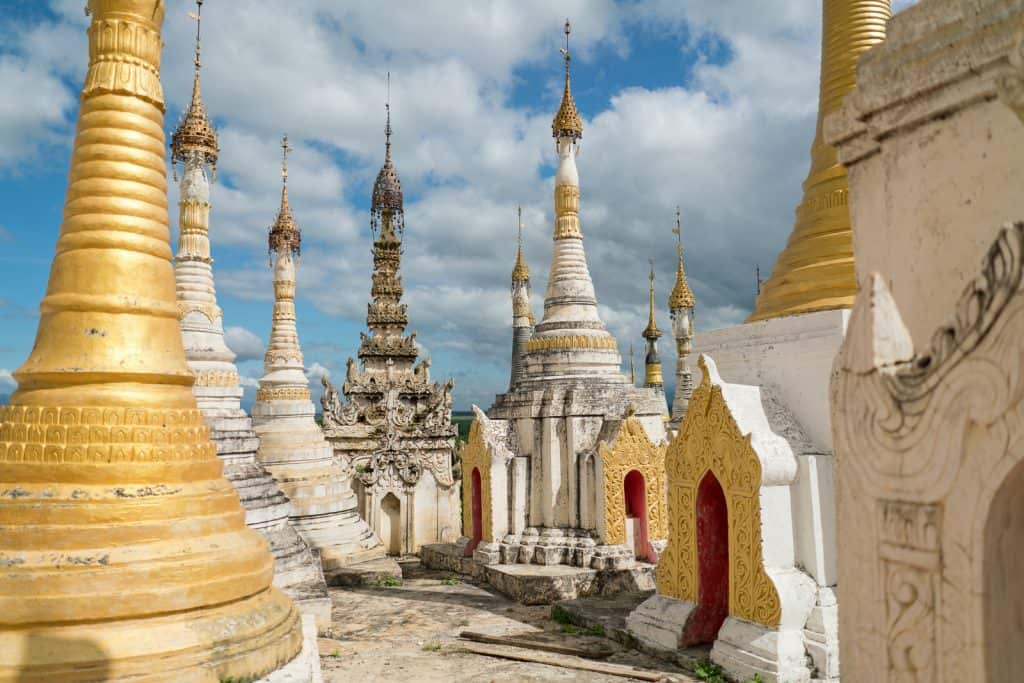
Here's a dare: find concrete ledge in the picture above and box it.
[258,614,323,683]
[422,543,657,604]
[327,557,403,587]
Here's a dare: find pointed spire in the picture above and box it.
[643,259,661,339]
[170,0,218,177]
[552,19,583,140]
[372,73,404,240]
[268,134,300,259]
[629,342,636,384]
[669,207,695,310]
[512,205,530,282]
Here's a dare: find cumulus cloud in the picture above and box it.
[305,362,331,381]
[224,326,266,362]
[1,1,869,408]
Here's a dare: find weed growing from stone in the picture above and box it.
[440,576,461,586]
[422,642,443,652]
[375,575,403,587]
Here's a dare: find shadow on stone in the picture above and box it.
[16,633,110,682]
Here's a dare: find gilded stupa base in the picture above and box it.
[0,404,304,682]
[0,588,299,682]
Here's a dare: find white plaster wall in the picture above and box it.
[692,309,847,454]
[846,100,1024,349]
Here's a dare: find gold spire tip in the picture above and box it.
[552,18,582,139]
[512,204,530,281]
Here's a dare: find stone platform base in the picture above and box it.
[327,556,403,587]
[258,614,323,683]
[421,543,656,605]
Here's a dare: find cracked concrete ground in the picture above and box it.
[318,563,694,682]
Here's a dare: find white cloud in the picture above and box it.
[224,326,266,362]
[0,369,15,393]
[3,1,861,408]
[305,362,331,382]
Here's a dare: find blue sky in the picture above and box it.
[0,0,916,409]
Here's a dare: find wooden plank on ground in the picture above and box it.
[456,641,684,682]
[458,630,614,659]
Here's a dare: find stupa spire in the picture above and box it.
[509,206,534,389]
[749,0,891,321]
[171,0,218,181]
[0,1,302,677]
[268,134,300,263]
[643,259,664,388]
[172,18,332,627]
[668,208,696,428]
[253,135,386,578]
[521,19,622,380]
[552,19,583,141]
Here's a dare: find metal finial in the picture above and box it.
[517,205,523,246]
[281,133,292,186]
[756,264,762,296]
[673,206,683,260]
[649,258,656,290]
[188,0,203,72]
[561,19,571,72]
[385,72,392,157]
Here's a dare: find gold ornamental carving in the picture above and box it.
[657,360,782,627]
[525,334,618,353]
[460,417,494,543]
[193,370,239,387]
[599,417,667,546]
[256,387,311,402]
[554,185,582,240]
[749,0,891,322]
[177,300,221,322]
[0,405,214,464]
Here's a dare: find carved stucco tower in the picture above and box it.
[0,2,303,677]
[322,104,459,556]
[509,206,535,389]
[668,208,695,430]
[252,136,384,579]
[170,3,331,629]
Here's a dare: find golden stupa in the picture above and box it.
[748,0,891,321]
[0,1,302,680]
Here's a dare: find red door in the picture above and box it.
[465,467,483,556]
[683,471,729,645]
[624,470,652,562]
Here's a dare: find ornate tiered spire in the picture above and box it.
[371,73,404,240]
[171,0,218,180]
[512,206,530,283]
[552,19,583,140]
[268,134,300,260]
[643,260,664,388]
[360,90,417,368]
[509,206,534,389]
[669,208,695,428]
[669,207,695,310]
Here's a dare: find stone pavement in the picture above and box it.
[318,562,694,682]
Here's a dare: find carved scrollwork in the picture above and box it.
[656,357,781,627]
[598,416,668,546]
